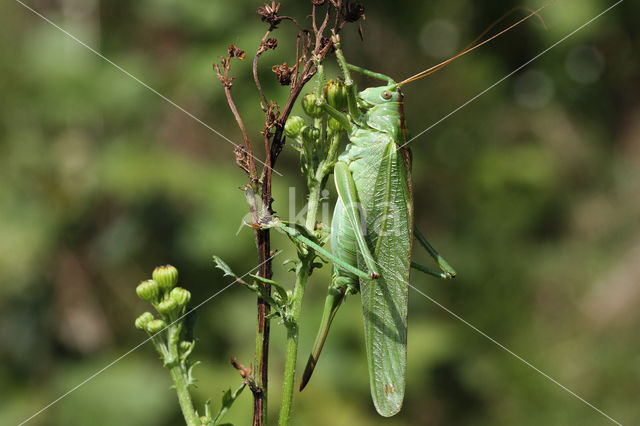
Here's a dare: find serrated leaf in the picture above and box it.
[212,255,236,278]
[282,258,300,273]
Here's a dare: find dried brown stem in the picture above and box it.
[253,30,273,109]
[216,48,268,425]
[215,49,258,182]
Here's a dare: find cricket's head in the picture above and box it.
[358,84,403,107]
[359,84,405,138]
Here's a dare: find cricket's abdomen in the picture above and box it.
[345,127,413,416]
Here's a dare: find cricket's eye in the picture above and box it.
[381,91,392,100]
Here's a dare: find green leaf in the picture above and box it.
[249,274,288,301]
[204,399,213,419]
[186,360,201,387]
[212,383,246,425]
[212,255,235,278]
[282,258,300,272]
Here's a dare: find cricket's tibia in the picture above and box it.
[299,282,348,391]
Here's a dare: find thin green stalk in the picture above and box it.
[278,182,322,425]
[305,184,321,231]
[169,365,200,426]
[166,323,199,426]
[278,266,309,425]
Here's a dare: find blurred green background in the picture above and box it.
[1,0,638,424]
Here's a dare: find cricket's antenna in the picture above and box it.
[398,0,554,86]
[463,6,548,53]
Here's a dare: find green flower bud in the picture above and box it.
[146,319,166,334]
[134,312,155,330]
[179,341,193,352]
[170,287,191,308]
[302,93,324,118]
[324,79,347,111]
[152,265,178,293]
[301,126,321,145]
[328,117,345,133]
[157,297,178,316]
[136,279,159,302]
[284,115,305,138]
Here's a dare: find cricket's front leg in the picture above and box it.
[331,34,362,122]
[334,161,379,279]
[269,219,371,280]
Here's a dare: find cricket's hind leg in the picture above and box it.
[299,274,358,391]
[411,226,456,279]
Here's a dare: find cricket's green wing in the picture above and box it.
[350,138,413,416]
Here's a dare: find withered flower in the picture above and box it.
[228,44,245,59]
[264,38,278,50]
[272,62,296,86]
[257,1,282,26]
[234,146,251,175]
[311,0,325,6]
[343,1,365,22]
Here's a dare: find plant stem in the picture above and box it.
[254,228,271,426]
[169,365,200,426]
[305,184,321,231]
[278,182,322,425]
[278,266,309,426]
[166,324,199,426]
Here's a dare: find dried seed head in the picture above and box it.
[264,38,278,50]
[272,62,295,86]
[228,44,245,59]
[257,1,282,26]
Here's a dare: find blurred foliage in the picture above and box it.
[1,0,639,425]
